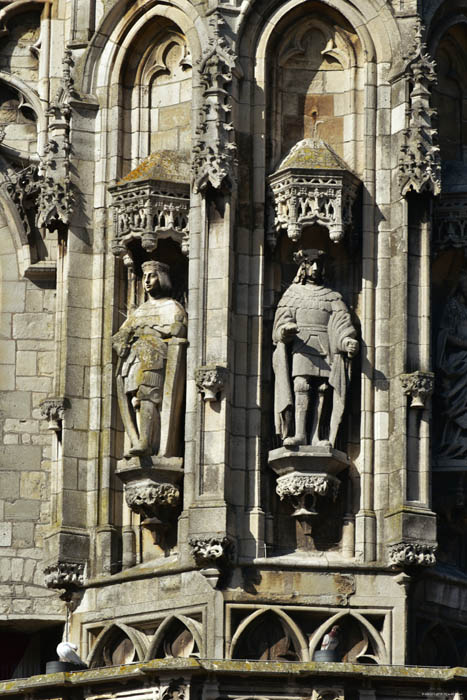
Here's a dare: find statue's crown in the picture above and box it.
[141,259,170,274]
[293,249,325,264]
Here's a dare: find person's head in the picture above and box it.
[141,260,172,296]
[293,249,326,284]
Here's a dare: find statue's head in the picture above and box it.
[293,248,326,284]
[141,259,172,296]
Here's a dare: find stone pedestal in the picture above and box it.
[268,447,348,536]
[116,456,183,547]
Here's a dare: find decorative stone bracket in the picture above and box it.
[39,396,68,431]
[116,458,183,549]
[267,138,360,248]
[268,445,348,538]
[398,25,441,196]
[189,535,234,587]
[195,365,229,401]
[388,541,437,568]
[44,561,85,591]
[276,471,340,536]
[400,371,434,408]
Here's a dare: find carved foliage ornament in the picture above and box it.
[44,561,85,590]
[276,472,340,501]
[192,14,238,194]
[39,396,67,431]
[398,24,441,196]
[125,479,180,520]
[195,364,229,401]
[189,535,234,567]
[388,542,437,567]
[400,370,434,408]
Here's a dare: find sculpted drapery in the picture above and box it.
[272,250,358,448]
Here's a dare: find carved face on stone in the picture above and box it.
[143,268,160,296]
[304,258,324,285]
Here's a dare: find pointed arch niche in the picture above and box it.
[259,2,364,558]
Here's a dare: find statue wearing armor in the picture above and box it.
[112,260,187,457]
[272,249,358,448]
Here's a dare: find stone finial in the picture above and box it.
[195,365,229,401]
[39,396,67,431]
[400,371,434,408]
[192,14,238,194]
[44,561,85,590]
[388,542,437,567]
[398,24,441,196]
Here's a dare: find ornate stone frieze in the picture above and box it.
[189,535,234,567]
[39,396,67,431]
[195,365,229,401]
[388,542,437,567]
[433,194,467,251]
[192,14,238,194]
[398,25,441,196]
[109,152,190,261]
[268,139,360,247]
[124,479,180,520]
[43,561,85,590]
[276,472,340,501]
[400,371,434,408]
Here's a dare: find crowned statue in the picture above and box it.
[112,260,187,458]
[272,249,358,448]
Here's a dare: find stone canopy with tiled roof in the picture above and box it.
[116,150,191,186]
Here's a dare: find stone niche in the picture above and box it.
[263,8,364,555]
[110,152,190,556]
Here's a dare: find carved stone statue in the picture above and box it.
[272,249,358,448]
[112,260,187,458]
[437,270,467,459]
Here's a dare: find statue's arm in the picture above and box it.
[272,300,298,344]
[112,318,133,357]
[331,299,359,357]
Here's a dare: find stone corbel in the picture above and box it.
[276,472,340,536]
[400,371,434,408]
[124,478,180,546]
[189,535,234,587]
[39,396,68,431]
[388,541,437,568]
[398,24,441,196]
[195,365,229,401]
[192,13,240,194]
[44,561,85,590]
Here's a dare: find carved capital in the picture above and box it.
[195,365,228,401]
[124,479,180,519]
[189,535,234,567]
[276,472,340,501]
[388,541,437,567]
[398,25,441,196]
[39,396,67,431]
[400,371,434,408]
[43,561,85,590]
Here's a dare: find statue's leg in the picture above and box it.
[116,376,140,457]
[130,399,159,456]
[311,382,328,446]
[284,376,309,446]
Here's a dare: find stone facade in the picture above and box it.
[0,0,466,693]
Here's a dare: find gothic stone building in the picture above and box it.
[0,0,467,697]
